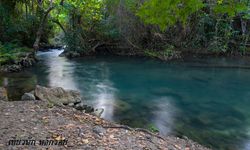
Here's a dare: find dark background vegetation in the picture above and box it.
[0,0,249,64]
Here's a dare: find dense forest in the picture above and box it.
[1,1,250,150]
[0,0,249,64]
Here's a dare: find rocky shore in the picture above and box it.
[0,52,37,73]
[0,85,210,150]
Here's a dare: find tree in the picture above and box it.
[137,0,204,30]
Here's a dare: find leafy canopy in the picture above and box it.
[137,0,204,30]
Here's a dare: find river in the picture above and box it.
[1,49,250,150]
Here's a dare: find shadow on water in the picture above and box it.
[0,72,37,100]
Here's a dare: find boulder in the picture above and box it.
[21,93,36,101]
[0,87,8,101]
[34,85,82,106]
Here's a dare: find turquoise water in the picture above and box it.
[1,49,250,150]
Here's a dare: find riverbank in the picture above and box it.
[0,86,210,150]
[0,42,37,73]
[60,46,250,62]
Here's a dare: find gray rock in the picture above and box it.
[21,93,36,101]
[93,126,106,136]
[0,87,8,101]
[91,108,104,117]
[74,102,87,111]
[34,85,82,106]
[29,90,35,95]
[68,103,75,107]
[73,102,94,113]
[84,106,94,113]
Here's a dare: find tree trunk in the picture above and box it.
[52,19,66,34]
[240,17,247,36]
[33,6,55,51]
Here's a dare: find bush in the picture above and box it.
[0,42,32,65]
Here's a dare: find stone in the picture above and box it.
[74,102,87,111]
[91,108,104,117]
[74,103,94,113]
[68,103,75,107]
[34,85,82,106]
[29,90,35,95]
[21,93,36,101]
[0,87,8,101]
[84,106,94,113]
[93,126,106,136]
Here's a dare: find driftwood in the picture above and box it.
[103,125,165,140]
[103,125,184,150]
[91,42,104,52]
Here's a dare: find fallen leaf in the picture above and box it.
[82,139,89,144]
[109,135,114,139]
[94,118,102,125]
[53,135,65,141]
[65,123,75,129]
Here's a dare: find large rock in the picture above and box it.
[0,87,8,101]
[34,85,82,106]
[21,93,36,101]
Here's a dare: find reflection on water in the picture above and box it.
[37,50,78,90]
[39,52,118,120]
[93,82,116,120]
[151,97,175,135]
[89,62,117,120]
[3,77,8,86]
[1,50,250,150]
[0,73,37,100]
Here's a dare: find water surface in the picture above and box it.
[1,49,250,150]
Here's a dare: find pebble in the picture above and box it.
[93,126,106,136]
[82,139,89,144]
[68,103,74,107]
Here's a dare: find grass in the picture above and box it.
[0,42,32,65]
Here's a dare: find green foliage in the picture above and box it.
[137,0,204,30]
[0,0,52,47]
[213,0,249,18]
[0,42,32,65]
[63,28,91,53]
[0,0,249,56]
[147,123,159,133]
[145,45,176,58]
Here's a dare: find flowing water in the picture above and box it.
[1,49,250,150]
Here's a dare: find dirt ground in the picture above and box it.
[0,100,210,150]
